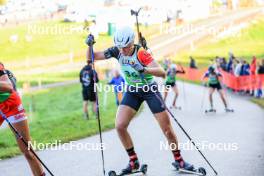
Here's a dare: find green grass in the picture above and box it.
[0,20,112,62]
[0,20,161,64]
[251,98,264,108]
[172,18,264,66]
[15,64,111,88]
[16,70,79,87]
[0,83,118,159]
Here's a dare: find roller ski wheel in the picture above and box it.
[172,162,206,175]
[198,167,206,175]
[205,109,216,113]
[108,171,117,176]
[170,105,182,110]
[140,164,148,174]
[109,164,148,176]
[225,108,234,113]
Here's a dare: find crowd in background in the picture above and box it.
[205,53,264,98]
[162,54,264,98]
[213,53,264,76]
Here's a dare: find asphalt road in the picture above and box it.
[1,82,263,176]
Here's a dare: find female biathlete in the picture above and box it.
[202,66,233,113]
[164,63,185,110]
[85,26,194,174]
[0,63,45,176]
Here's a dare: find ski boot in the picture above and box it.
[225,108,234,113]
[172,160,206,175]
[108,162,147,176]
[172,159,194,171]
[170,105,182,110]
[120,159,140,175]
[205,108,216,113]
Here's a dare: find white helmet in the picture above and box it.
[114,26,135,48]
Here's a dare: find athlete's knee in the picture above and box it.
[115,121,128,133]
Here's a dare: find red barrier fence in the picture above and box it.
[177,67,264,91]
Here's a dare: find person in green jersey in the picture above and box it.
[85,26,194,174]
[164,63,185,109]
[202,66,230,112]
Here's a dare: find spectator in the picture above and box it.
[250,56,258,96]
[80,60,99,120]
[234,59,242,77]
[240,60,250,76]
[108,70,125,106]
[240,60,251,94]
[258,59,264,74]
[189,56,198,69]
[250,56,257,75]
[220,57,227,71]
[256,59,264,98]
[226,52,235,73]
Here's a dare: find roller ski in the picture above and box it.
[205,108,216,113]
[225,108,234,113]
[172,161,206,176]
[108,160,148,176]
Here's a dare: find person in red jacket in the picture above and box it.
[250,56,257,96]
[0,63,45,176]
[250,56,257,75]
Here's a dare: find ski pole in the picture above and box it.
[88,34,106,176]
[140,77,218,175]
[0,110,54,176]
[133,26,218,175]
[201,84,207,111]
[131,8,151,52]
[131,8,142,44]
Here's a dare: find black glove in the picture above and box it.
[139,32,148,49]
[85,34,95,47]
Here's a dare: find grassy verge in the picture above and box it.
[251,98,264,108]
[0,20,111,62]
[0,82,118,159]
[16,70,79,88]
[172,18,264,66]
[0,20,162,63]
